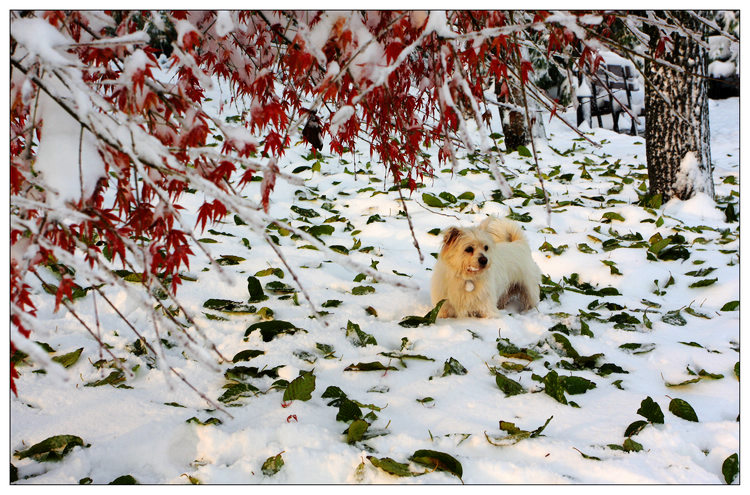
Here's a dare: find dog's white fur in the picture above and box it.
[430,217,541,318]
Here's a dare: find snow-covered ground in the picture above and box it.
[10,90,739,484]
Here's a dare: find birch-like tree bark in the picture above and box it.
[644,10,714,200]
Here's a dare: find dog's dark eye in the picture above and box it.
[484,245,488,251]
[464,246,474,254]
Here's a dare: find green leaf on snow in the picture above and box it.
[637,396,665,424]
[422,193,446,208]
[661,310,687,326]
[494,372,525,397]
[722,453,739,484]
[398,299,445,327]
[442,357,467,376]
[485,416,553,447]
[15,435,88,462]
[261,453,284,476]
[368,456,422,477]
[247,276,268,302]
[245,320,306,342]
[345,320,377,347]
[721,300,739,311]
[344,361,397,372]
[218,383,259,403]
[283,371,316,402]
[668,398,699,422]
[624,420,649,437]
[346,419,370,444]
[352,285,375,295]
[410,449,463,480]
[203,298,256,313]
[52,348,83,368]
[231,349,265,363]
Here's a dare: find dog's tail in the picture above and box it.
[479,216,527,244]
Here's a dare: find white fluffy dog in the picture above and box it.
[430,217,541,318]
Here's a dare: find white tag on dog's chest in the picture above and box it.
[465,280,475,292]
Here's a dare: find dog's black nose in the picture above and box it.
[478,255,487,266]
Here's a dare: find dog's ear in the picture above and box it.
[442,227,462,248]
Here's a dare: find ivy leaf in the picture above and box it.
[203,298,256,313]
[218,383,259,403]
[442,357,468,376]
[109,475,138,485]
[668,398,699,422]
[624,420,648,437]
[224,365,281,381]
[291,205,319,218]
[541,371,567,405]
[352,285,375,295]
[661,310,687,326]
[637,396,665,424]
[15,435,88,462]
[409,449,463,480]
[602,211,625,222]
[485,416,553,446]
[336,398,363,422]
[231,349,265,363]
[345,320,377,347]
[507,210,532,223]
[216,254,246,266]
[574,448,602,461]
[305,224,335,238]
[422,193,446,208]
[688,278,718,288]
[52,348,83,368]
[622,438,643,452]
[720,300,739,311]
[368,456,422,477]
[344,361,397,372]
[439,191,457,204]
[261,453,285,476]
[685,267,716,277]
[560,375,596,395]
[247,276,268,302]
[283,371,316,402]
[722,453,739,484]
[265,281,296,294]
[494,372,525,397]
[577,243,598,254]
[398,300,445,327]
[244,320,306,342]
[84,370,126,388]
[185,416,223,426]
[346,419,370,444]
[516,145,532,157]
[619,343,656,355]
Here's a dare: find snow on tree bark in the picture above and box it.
[644,10,714,201]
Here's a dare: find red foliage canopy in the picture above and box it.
[10,10,605,393]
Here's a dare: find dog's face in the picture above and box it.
[440,227,492,278]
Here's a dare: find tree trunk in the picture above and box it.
[644,11,714,201]
[496,80,530,153]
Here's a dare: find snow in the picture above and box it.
[214,11,235,38]
[33,89,107,208]
[329,105,356,137]
[10,18,74,67]
[708,60,736,79]
[9,58,740,486]
[673,151,712,198]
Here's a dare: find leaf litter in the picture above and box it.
[10,88,738,484]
